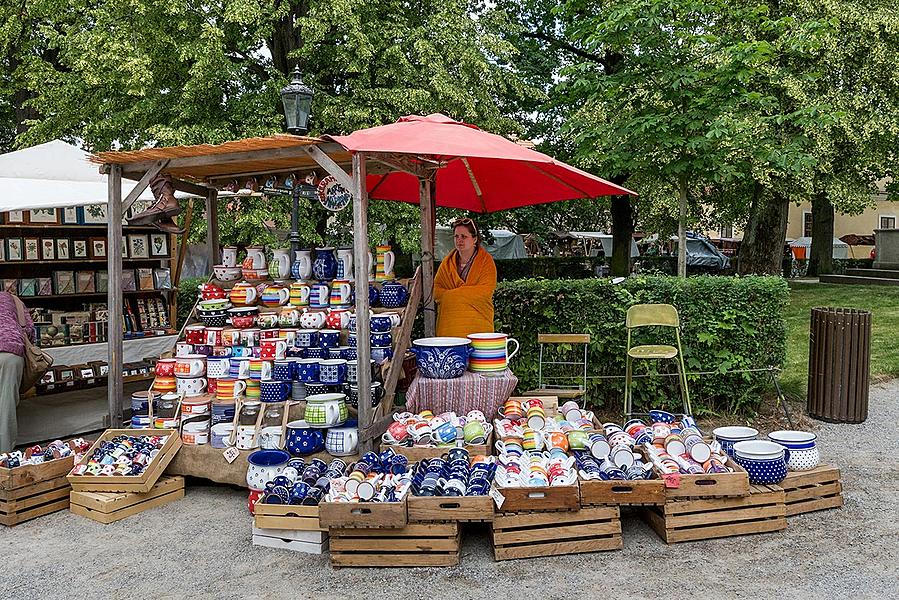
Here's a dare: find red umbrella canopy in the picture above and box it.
[325,114,636,213]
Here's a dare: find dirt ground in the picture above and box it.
[2,382,896,600]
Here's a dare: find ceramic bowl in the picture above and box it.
[712,426,759,457]
[214,265,243,282]
[411,337,471,378]
[733,440,789,484]
[246,449,290,489]
[767,430,819,471]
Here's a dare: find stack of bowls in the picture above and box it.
[767,430,819,471]
[213,265,242,282]
[732,440,789,484]
[712,426,759,457]
[198,299,231,327]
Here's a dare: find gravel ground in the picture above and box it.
[3,382,897,600]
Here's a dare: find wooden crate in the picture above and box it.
[644,484,787,544]
[579,477,666,506]
[0,445,81,527]
[329,522,460,568]
[1,475,71,527]
[491,506,622,561]
[779,465,843,517]
[253,504,325,531]
[252,525,329,555]
[318,497,407,529]
[69,475,185,524]
[68,429,182,493]
[495,483,579,513]
[407,494,494,522]
[658,456,750,500]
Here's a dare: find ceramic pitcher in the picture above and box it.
[375,245,395,281]
[291,250,313,280]
[269,249,291,279]
[243,246,266,270]
[336,248,354,281]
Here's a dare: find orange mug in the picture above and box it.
[153,376,177,393]
[544,431,569,452]
[498,399,524,419]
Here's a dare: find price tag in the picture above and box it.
[222,447,240,464]
[662,472,681,488]
[490,487,506,510]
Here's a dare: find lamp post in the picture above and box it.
[280,67,315,253]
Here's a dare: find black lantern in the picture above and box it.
[280,68,314,135]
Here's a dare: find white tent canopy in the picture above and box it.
[788,236,850,259]
[569,231,640,258]
[0,140,163,212]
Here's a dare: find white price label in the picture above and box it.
[222,447,240,463]
[490,487,506,510]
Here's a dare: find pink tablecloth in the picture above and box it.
[405,369,519,416]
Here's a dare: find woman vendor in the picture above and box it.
[433,217,497,337]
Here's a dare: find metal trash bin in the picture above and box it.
[807,307,871,423]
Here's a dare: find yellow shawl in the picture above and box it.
[434,248,497,338]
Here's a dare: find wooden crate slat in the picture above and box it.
[661,485,784,516]
[407,494,494,522]
[780,465,841,489]
[0,454,77,492]
[254,514,325,532]
[493,505,618,529]
[661,457,750,499]
[493,520,620,545]
[495,483,579,513]
[1,484,70,513]
[0,474,70,503]
[785,481,842,503]
[492,536,622,561]
[785,495,844,517]
[330,552,459,568]
[330,535,460,553]
[579,478,666,506]
[0,497,71,527]
[330,522,456,537]
[318,498,407,528]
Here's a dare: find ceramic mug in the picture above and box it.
[153,376,177,394]
[176,376,207,397]
[318,359,347,385]
[230,357,252,379]
[154,358,176,377]
[185,325,206,345]
[318,329,340,349]
[175,342,193,357]
[260,339,287,360]
[206,357,231,379]
[174,354,206,378]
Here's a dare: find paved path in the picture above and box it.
[3,383,897,600]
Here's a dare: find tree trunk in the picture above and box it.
[807,189,834,276]
[737,184,789,275]
[677,173,688,277]
[610,194,634,276]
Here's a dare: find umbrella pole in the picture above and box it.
[107,165,124,428]
[419,178,436,336]
[352,152,374,451]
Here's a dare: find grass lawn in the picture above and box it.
[780,281,899,397]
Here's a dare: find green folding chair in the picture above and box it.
[623,303,692,417]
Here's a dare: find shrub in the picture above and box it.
[493,275,788,415]
[177,276,207,328]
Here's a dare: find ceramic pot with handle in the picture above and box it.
[284,420,325,456]
[767,430,819,471]
[303,393,348,427]
[410,337,472,379]
[378,280,409,308]
[326,426,359,456]
[246,449,290,489]
[733,440,790,484]
[229,282,258,306]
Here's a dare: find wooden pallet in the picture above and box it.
[254,504,325,531]
[491,506,622,561]
[251,525,329,555]
[644,484,786,544]
[0,475,71,527]
[495,483,579,513]
[68,429,182,493]
[329,522,460,568]
[658,457,751,500]
[407,494,494,522]
[318,497,407,528]
[579,477,666,506]
[69,475,185,524]
[779,465,844,517]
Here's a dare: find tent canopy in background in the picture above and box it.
[568,231,641,258]
[435,227,527,260]
[0,140,185,213]
[788,237,850,259]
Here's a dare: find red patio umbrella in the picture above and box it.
[326,113,636,212]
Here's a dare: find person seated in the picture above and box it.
[433,217,497,338]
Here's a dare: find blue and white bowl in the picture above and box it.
[713,426,759,457]
[733,440,790,484]
[411,337,472,379]
[767,430,819,471]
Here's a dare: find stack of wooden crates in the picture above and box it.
[68,428,184,523]
[1,444,79,527]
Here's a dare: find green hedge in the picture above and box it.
[493,275,789,415]
[177,276,207,328]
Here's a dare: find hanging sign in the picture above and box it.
[317,175,352,212]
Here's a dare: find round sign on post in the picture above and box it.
[317,176,351,212]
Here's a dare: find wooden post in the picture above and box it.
[420,178,436,336]
[351,152,373,450]
[205,188,219,269]
[107,164,124,427]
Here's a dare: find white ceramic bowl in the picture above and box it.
[213,265,242,282]
[713,426,759,441]
[733,440,785,460]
